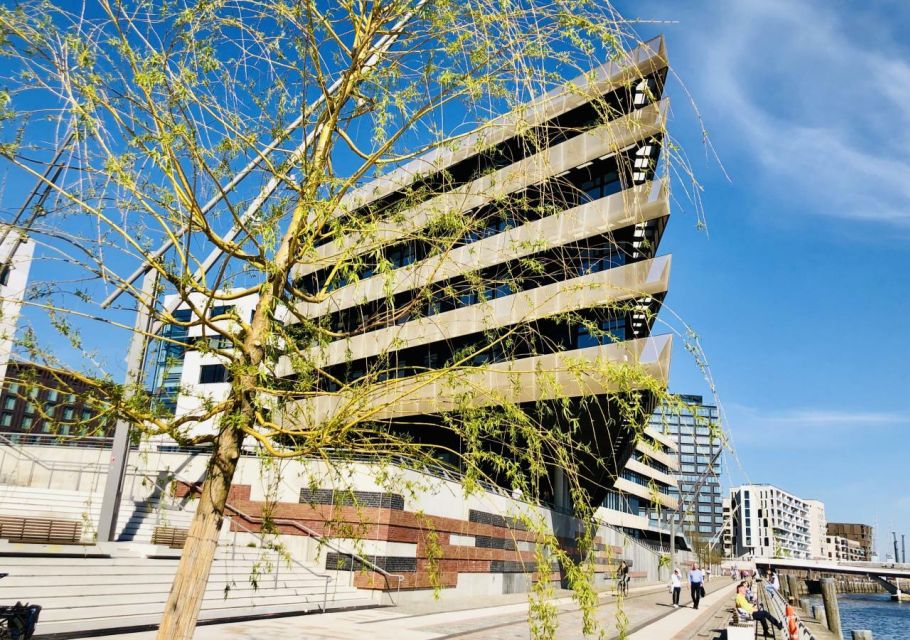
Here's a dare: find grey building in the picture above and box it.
[150,37,676,509]
[649,394,723,540]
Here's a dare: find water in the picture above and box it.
[809,593,910,640]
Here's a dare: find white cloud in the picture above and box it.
[721,403,907,451]
[759,409,907,427]
[669,0,910,227]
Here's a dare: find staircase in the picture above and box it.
[0,438,378,636]
[0,546,374,637]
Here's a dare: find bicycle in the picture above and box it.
[0,574,41,640]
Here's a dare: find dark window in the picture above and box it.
[0,265,9,286]
[199,364,229,384]
[208,305,234,318]
[172,309,193,323]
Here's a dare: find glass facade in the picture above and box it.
[649,394,723,537]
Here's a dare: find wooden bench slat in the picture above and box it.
[0,514,83,544]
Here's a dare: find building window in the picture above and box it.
[63,407,75,420]
[21,416,33,429]
[0,413,11,427]
[0,265,9,286]
[208,305,235,318]
[47,390,58,403]
[172,309,193,323]
[579,169,621,202]
[3,397,15,410]
[199,364,229,384]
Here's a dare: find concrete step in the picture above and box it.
[0,577,340,598]
[12,586,363,617]
[0,484,376,637]
[33,598,377,636]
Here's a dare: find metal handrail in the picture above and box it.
[146,474,404,601]
[0,432,115,449]
[762,578,815,639]
[221,493,405,600]
[1,433,404,598]
[227,515,331,612]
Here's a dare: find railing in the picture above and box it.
[0,432,115,449]
[227,516,331,611]
[221,490,405,602]
[761,578,815,639]
[143,473,404,603]
[0,432,182,500]
[0,432,114,493]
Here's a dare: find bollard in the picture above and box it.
[799,596,813,612]
[852,631,874,640]
[787,575,801,602]
[821,577,843,637]
[812,603,827,628]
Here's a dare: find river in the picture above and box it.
[809,593,910,639]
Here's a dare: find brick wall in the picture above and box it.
[188,482,627,592]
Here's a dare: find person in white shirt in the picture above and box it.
[688,563,705,609]
[669,568,682,608]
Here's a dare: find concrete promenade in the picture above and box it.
[113,579,737,640]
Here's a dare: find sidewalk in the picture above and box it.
[112,579,734,639]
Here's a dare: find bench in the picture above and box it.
[726,608,757,639]
[151,526,188,549]
[0,515,83,545]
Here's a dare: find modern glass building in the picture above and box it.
[152,37,675,509]
[649,394,723,539]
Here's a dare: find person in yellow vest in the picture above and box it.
[735,583,783,638]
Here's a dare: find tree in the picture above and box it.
[0,1,688,638]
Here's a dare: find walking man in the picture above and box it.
[688,562,705,610]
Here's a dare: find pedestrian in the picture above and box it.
[736,583,783,637]
[669,568,682,608]
[688,562,705,610]
[705,566,712,582]
[616,560,630,597]
[765,571,780,594]
[731,564,737,581]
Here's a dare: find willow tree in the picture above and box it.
[0,1,693,638]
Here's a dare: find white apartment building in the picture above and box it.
[826,535,865,562]
[806,499,828,559]
[727,484,813,559]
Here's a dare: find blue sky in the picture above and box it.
[626,0,910,556]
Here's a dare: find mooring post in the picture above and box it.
[812,603,827,628]
[821,577,842,637]
[787,574,801,603]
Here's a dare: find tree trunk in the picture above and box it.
[156,425,243,640]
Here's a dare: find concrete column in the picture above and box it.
[97,270,158,541]
[821,577,842,637]
[553,467,568,511]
